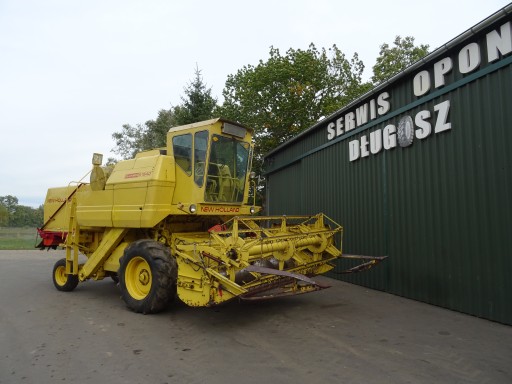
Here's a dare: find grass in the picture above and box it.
[0,227,39,250]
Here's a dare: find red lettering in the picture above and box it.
[125,171,152,179]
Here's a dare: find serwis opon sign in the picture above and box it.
[325,21,512,162]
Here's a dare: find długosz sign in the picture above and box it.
[324,21,511,162]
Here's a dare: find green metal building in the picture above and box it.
[263,5,512,325]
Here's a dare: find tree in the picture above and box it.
[0,204,8,226]
[111,67,217,160]
[0,195,18,215]
[173,66,217,125]
[34,205,44,226]
[10,205,33,227]
[112,109,177,160]
[371,36,429,85]
[0,196,43,227]
[217,44,371,174]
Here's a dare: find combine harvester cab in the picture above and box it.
[38,118,386,313]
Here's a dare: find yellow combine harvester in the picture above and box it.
[38,118,384,313]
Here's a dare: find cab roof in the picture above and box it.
[168,118,253,134]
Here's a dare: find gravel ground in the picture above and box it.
[1,249,511,384]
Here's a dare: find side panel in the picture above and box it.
[140,181,175,227]
[112,182,147,227]
[76,154,176,228]
[266,161,303,215]
[43,186,79,231]
[76,188,113,227]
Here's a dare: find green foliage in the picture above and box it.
[111,67,217,160]
[173,66,217,125]
[0,205,8,227]
[217,44,371,174]
[110,37,428,178]
[112,109,177,159]
[0,196,43,227]
[0,195,18,215]
[372,36,429,85]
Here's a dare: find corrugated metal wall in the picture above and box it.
[264,9,512,324]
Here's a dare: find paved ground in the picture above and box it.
[1,250,511,384]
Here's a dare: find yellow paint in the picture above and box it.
[42,118,356,310]
[124,256,152,300]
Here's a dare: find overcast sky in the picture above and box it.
[1,0,510,207]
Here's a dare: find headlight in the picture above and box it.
[250,206,255,214]
[189,204,197,214]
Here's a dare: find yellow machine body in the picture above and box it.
[39,118,383,313]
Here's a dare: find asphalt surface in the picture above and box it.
[1,250,511,384]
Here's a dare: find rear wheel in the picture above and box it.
[52,258,79,292]
[119,240,177,314]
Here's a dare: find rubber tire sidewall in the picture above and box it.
[118,240,177,314]
[52,258,79,292]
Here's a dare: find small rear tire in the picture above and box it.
[52,258,79,292]
[119,240,177,314]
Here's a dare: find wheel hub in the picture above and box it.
[125,256,152,300]
[139,269,150,285]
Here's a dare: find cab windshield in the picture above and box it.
[204,135,250,203]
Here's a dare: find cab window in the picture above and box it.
[173,134,192,175]
[194,131,208,186]
[205,135,250,202]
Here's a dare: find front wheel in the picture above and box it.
[118,240,177,314]
[52,258,79,292]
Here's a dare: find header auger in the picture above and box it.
[38,118,385,313]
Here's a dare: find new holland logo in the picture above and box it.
[200,206,240,213]
[124,171,152,179]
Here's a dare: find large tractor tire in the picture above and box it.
[52,258,79,292]
[118,239,177,314]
